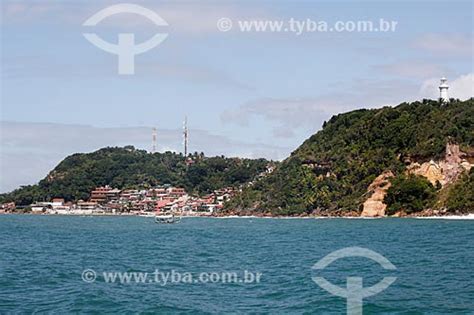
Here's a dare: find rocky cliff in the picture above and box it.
[361,171,394,217]
[407,143,473,186]
[361,143,474,217]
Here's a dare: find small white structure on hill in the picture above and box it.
[439,77,449,103]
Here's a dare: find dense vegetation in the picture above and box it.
[0,147,271,206]
[3,99,472,214]
[445,169,474,213]
[384,175,437,215]
[226,99,474,215]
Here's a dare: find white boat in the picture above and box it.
[138,212,155,217]
[155,213,181,224]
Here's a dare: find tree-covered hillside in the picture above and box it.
[444,168,474,212]
[0,147,272,206]
[226,99,474,215]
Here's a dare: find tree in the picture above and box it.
[384,175,437,214]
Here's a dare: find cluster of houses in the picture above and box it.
[7,185,237,216]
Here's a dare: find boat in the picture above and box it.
[154,213,181,224]
[138,212,155,217]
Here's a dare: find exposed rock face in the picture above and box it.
[407,143,473,186]
[361,171,394,217]
[407,160,444,185]
[360,143,473,217]
[443,143,467,183]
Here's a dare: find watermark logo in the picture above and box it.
[81,269,97,283]
[217,18,233,32]
[83,3,168,75]
[312,247,396,315]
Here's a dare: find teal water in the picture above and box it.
[0,215,473,314]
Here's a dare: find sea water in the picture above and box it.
[1,215,473,313]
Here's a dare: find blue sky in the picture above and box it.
[1,0,473,192]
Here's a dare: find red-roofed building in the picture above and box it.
[155,200,171,211]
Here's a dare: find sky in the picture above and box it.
[1,0,473,192]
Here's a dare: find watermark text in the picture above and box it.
[82,268,262,286]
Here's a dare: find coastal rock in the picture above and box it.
[361,171,394,217]
[408,160,443,185]
[407,143,473,186]
[391,211,406,217]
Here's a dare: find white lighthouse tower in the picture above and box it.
[439,77,449,103]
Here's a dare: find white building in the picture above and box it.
[439,77,449,103]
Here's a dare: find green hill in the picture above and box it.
[0,147,272,206]
[226,99,474,215]
[3,99,473,214]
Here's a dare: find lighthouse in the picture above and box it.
[439,77,449,103]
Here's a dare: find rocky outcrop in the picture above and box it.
[407,160,444,185]
[407,143,473,186]
[361,171,394,217]
[360,143,473,217]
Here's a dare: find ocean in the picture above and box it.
[1,215,473,313]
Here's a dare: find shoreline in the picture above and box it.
[2,212,473,220]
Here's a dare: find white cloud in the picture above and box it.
[415,33,472,56]
[222,79,421,138]
[222,98,335,129]
[419,73,474,100]
[2,56,253,90]
[1,1,272,35]
[373,60,449,79]
[223,73,472,144]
